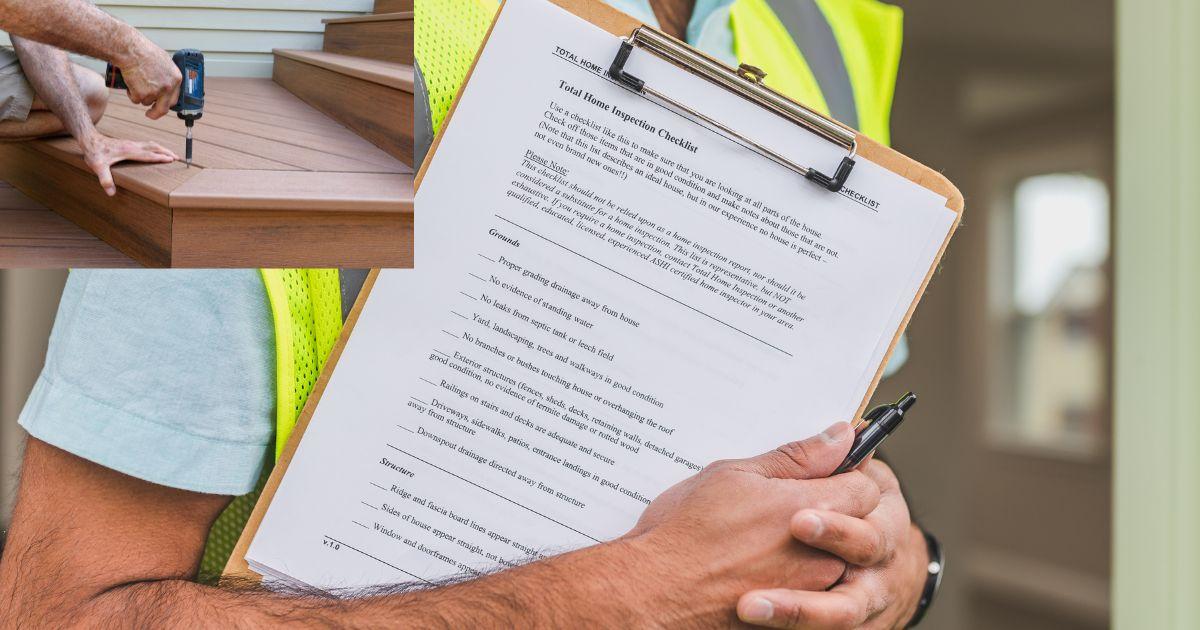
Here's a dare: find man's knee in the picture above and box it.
[73,65,107,124]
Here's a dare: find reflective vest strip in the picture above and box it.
[813,0,903,145]
[729,0,832,119]
[764,0,859,130]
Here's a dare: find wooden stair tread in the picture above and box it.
[321,10,412,64]
[171,170,414,212]
[323,11,411,24]
[274,49,413,91]
[374,0,412,13]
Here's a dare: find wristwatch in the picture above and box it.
[906,531,944,627]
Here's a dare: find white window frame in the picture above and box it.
[980,138,1112,461]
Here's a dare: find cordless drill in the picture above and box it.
[105,49,205,166]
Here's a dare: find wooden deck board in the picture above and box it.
[107,78,408,172]
[102,103,397,173]
[0,182,136,267]
[106,99,401,170]
[171,170,414,212]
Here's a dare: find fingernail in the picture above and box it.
[820,421,851,444]
[797,512,824,538]
[743,597,773,622]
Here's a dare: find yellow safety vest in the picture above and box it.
[200,269,343,578]
[415,0,903,146]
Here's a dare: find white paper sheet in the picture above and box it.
[246,0,956,590]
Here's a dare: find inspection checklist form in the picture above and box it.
[246,0,956,589]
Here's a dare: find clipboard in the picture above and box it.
[225,0,963,581]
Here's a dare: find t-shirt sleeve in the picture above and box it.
[18,269,276,495]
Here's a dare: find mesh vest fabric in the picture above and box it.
[199,269,343,580]
[416,0,500,134]
[416,0,901,145]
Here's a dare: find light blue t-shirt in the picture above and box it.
[19,270,277,495]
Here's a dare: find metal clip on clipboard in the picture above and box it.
[608,26,858,193]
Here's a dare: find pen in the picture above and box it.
[833,392,917,475]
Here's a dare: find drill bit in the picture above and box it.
[185,120,194,168]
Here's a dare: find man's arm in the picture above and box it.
[1,425,888,628]
[0,0,180,118]
[9,37,178,196]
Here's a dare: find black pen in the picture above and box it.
[833,392,916,475]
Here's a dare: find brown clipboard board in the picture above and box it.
[224,0,964,582]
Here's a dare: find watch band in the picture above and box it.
[907,531,944,627]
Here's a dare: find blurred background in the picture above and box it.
[882,0,1113,628]
[0,0,1114,628]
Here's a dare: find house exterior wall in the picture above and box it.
[1,0,373,78]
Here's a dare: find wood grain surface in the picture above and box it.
[0,142,173,266]
[323,12,414,65]
[170,170,414,212]
[172,210,412,267]
[373,0,412,13]
[273,52,413,163]
[0,182,135,267]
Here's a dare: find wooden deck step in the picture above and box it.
[273,49,413,165]
[322,12,413,65]
[374,0,411,13]
[0,182,136,267]
[0,78,413,268]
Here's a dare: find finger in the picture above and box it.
[859,460,901,496]
[791,509,892,567]
[145,141,178,157]
[737,585,874,629]
[93,163,116,197]
[133,146,177,163]
[139,143,178,161]
[146,95,171,120]
[147,82,181,121]
[785,470,880,518]
[743,422,854,480]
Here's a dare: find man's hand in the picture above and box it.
[114,36,181,120]
[737,460,930,629]
[0,1,180,119]
[82,135,177,196]
[621,421,885,625]
[9,37,179,196]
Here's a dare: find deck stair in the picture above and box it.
[0,4,415,268]
[0,77,413,267]
[273,1,414,165]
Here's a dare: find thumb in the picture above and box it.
[743,421,855,480]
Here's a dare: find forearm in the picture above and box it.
[10,36,100,145]
[64,539,675,629]
[0,0,144,66]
